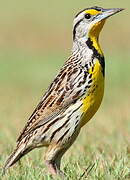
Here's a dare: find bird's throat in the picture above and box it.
[89,36,103,55]
[88,20,105,55]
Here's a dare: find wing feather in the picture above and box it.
[17,57,89,143]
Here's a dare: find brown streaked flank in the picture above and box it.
[3,6,124,177]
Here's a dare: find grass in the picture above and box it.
[0,50,130,180]
[0,0,130,179]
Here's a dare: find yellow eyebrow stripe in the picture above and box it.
[85,9,101,15]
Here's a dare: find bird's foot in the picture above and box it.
[45,160,66,178]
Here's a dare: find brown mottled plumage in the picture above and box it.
[3,7,124,176]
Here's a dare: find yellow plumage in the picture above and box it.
[3,6,124,177]
[81,60,104,127]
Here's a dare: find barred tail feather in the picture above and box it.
[3,144,33,175]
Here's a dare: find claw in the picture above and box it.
[45,160,66,178]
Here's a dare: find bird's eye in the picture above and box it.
[85,13,91,19]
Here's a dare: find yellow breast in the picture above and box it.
[80,59,104,127]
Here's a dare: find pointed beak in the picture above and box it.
[96,8,124,21]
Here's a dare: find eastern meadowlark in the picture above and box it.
[3,6,124,176]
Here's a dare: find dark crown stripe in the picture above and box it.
[91,6,102,11]
[75,6,102,18]
[75,8,88,18]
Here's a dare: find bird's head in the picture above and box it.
[73,6,124,41]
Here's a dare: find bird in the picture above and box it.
[3,6,124,176]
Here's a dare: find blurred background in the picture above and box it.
[0,0,129,179]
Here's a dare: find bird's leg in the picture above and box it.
[45,159,64,176]
[45,160,58,175]
[45,145,66,177]
[45,129,81,177]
